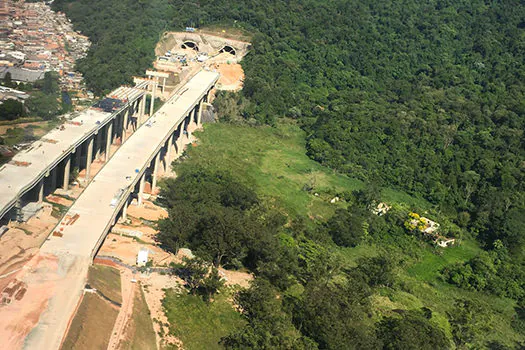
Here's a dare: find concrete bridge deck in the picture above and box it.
[0,85,147,221]
[15,70,218,350]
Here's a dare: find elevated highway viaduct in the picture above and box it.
[11,70,219,350]
[0,80,151,224]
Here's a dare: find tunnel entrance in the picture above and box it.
[219,45,236,55]
[181,41,199,51]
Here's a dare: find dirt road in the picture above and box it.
[107,268,136,350]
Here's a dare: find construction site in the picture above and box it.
[0,30,251,350]
[153,31,250,94]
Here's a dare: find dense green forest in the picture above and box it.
[52,0,525,348]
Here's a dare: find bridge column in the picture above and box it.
[122,109,129,142]
[192,107,198,127]
[138,173,146,206]
[105,122,113,162]
[93,132,99,160]
[149,79,157,116]
[197,99,204,126]
[15,198,22,223]
[62,155,71,190]
[116,114,122,143]
[185,116,192,141]
[152,152,161,193]
[165,133,173,170]
[74,146,81,169]
[140,95,146,125]
[37,178,44,204]
[122,198,128,221]
[85,137,94,182]
[176,123,183,155]
[50,167,57,192]
[132,101,138,131]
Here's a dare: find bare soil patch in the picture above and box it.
[218,268,253,289]
[0,254,59,350]
[0,203,57,278]
[213,62,244,91]
[141,273,183,349]
[126,201,167,222]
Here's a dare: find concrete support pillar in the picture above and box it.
[122,198,128,221]
[62,155,71,190]
[85,137,94,182]
[15,198,22,223]
[75,147,81,169]
[138,173,146,206]
[95,132,100,159]
[166,133,173,170]
[50,167,57,192]
[197,99,204,126]
[152,152,161,193]
[122,109,129,142]
[140,95,146,124]
[105,122,113,162]
[116,114,122,142]
[149,79,157,117]
[185,117,192,141]
[190,106,195,127]
[37,178,44,204]
[176,123,183,154]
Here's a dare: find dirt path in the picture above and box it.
[142,273,182,349]
[107,269,135,350]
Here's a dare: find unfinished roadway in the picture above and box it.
[0,70,218,350]
[0,81,149,223]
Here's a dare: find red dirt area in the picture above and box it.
[0,203,58,280]
[0,254,59,350]
[98,233,176,267]
[214,62,244,91]
[126,201,167,222]
[46,194,73,207]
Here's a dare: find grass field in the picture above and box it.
[88,265,122,304]
[62,293,119,350]
[406,239,482,281]
[163,289,245,350]
[180,122,428,221]
[120,286,157,350]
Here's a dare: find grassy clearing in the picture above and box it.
[181,122,427,221]
[163,289,245,350]
[62,293,119,350]
[406,239,482,281]
[120,285,157,350]
[88,265,122,304]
